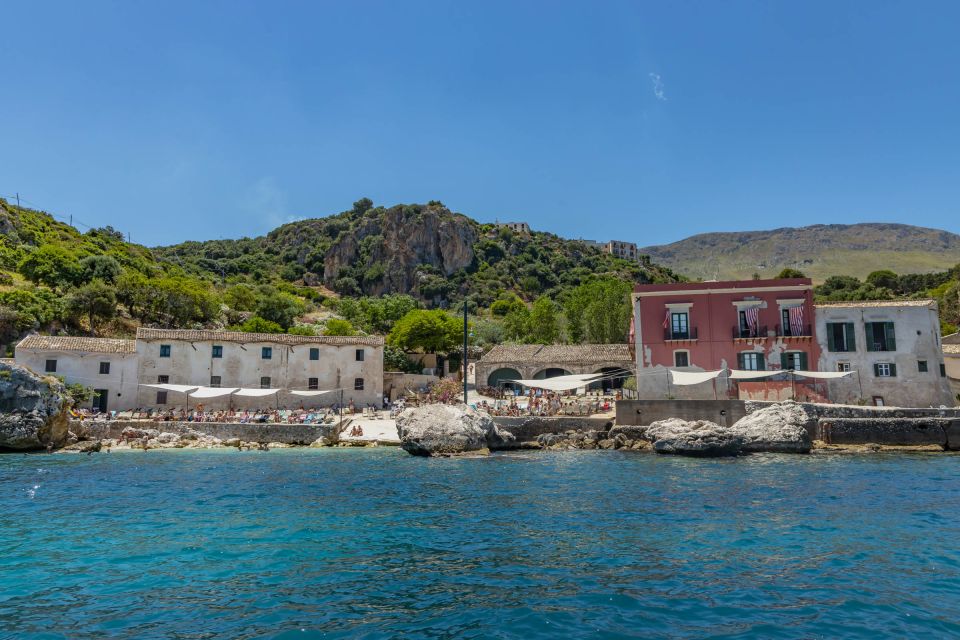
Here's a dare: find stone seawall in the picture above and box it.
[818,418,960,449]
[74,420,339,445]
[492,417,614,442]
[615,400,747,428]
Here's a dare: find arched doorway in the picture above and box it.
[487,367,522,392]
[588,367,630,391]
[533,368,572,380]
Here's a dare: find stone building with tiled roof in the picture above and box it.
[476,343,633,390]
[945,335,960,401]
[15,329,385,412]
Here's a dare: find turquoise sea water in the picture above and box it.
[2,449,960,639]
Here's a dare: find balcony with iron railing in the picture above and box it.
[777,324,812,338]
[664,327,698,341]
[733,325,767,340]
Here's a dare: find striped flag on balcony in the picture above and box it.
[789,306,804,336]
[745,306,760,331]
[663,309,671,329]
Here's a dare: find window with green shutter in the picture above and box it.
[739,352,764,371]
[866,322,895,351]
[828,322,856,352]
[781,352,809,371]
[874,362,897,377]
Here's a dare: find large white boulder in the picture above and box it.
[0,362,69,451]
[396,404,514,456]
[646,418,742,457]
[730,402,812,453]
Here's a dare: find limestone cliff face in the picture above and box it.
[323,204,477,298]
[0,362,70,451]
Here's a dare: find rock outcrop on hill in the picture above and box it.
[396,404,514,456]
[0,362,69,451]
[646,418,743,457]
[729,402,812,453]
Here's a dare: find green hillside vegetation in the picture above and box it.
[641,223,960,282]
[0,197,678,356]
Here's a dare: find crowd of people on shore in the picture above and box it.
[69,402,384,424]
[474,393,614,417]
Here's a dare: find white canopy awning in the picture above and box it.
[289,389,337,397]
[189,387,240,399]
[669,370,724,386]
[729,369,783,380]
[509,373,602,392]
[792,370,855,379]
[139,383,199,394]
[233,388,282,397]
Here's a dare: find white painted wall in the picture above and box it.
[816,305,953,407]
[14,349,140,411]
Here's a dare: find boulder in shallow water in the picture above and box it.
[0,362,69,451]
[396,403,514,456]
[730,402,812,453]
[647,418,742,457]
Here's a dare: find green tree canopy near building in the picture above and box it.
[66,280,116,335]
[562,277,632,344]
[776,268,806,279]
[387,309,463,353]
[528,297,561,344]
[18,246,83,290]
[322,318,356,336]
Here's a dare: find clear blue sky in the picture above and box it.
[2,1,959,247]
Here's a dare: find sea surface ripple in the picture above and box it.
[2,449,960,639]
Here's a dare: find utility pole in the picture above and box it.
[463,300,469,405]
[15,193,20,213]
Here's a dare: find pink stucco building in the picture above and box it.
[632,278,823,400]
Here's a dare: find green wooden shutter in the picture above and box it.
[827,324,837,352]
[799,352,808,370]
[845,323,856,352]
[885,322,896,351]
[865,323,876,351]
[757,353,766,371]
[873,363,881,376]
[889,362,897,377]
[737,353,744,369]
[781,353,789,370]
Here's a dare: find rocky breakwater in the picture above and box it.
[396,403,515,456]
[59,424,324,452]
[0,362,69,451]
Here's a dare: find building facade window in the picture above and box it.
[827,322,856,352]
[309,348,319,361]
[45,359,57,373]
[99,362,110,375]
[918,360,929,373]
[158,375,169,383]
[674,351,689,367]
[355,348,365,362]
[308,377,319,390]
[865,322,896,352]
[156,391,168,404]
[210,376,221,388]
[837,362,852,372]
[781,351,808,371]
[262,347,272,360]
[354,378,364,391]
[212,345,223,358]
[671,312,689,339]
[260,376,271,389]
[874,362,897,377]
[942,363,948,377]
[160,345,171,357]
[738,352,765,371]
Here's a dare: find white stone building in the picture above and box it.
[815,300,953,407]
[944,333,960,402]
[14,329,385,412]
[14,336,139,412]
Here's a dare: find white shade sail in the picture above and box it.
[233,388,282,397]
[792,370,855,379]
[509,374,601,392]
[189,387,240,399]
[669,370,724,386]
[290,389,337,397]
[728,370,783,380]
[139,383,199,394]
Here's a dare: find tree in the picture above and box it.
[866,269,899,292]
[352,198,374,215]
[67,280,117,335]
[18,246,82,290]
[776,268,806,279]
[79,255,122,284]
[255,288,306,329]
[490,294,525,317]
[563,278,631,343]
[384,344,420,373]
[323,318,356,336]
[223,284,258,312]
[503,306,531,341]
[233,316,284,333]
[528,297,560,344]
[287,325,316,336]
[387,309,463,353]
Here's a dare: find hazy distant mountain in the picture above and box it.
[639,223,960,281]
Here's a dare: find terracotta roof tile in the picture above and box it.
[815,299,936,309]
[135,328,384,347]
[480,343,632,364]
[17,335,137,354]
